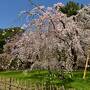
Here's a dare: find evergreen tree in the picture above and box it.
[60,1,82,17]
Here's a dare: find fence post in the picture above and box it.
[9,77,12,90]
[42,80,43,90]
[16,78,20,90]
[27,80,30,90]
[29,80,32,90]
[25,80,28,90]
[4,77,6,90]
[0,77,2,90]
[20,79,23,90]
[35,83,36,90]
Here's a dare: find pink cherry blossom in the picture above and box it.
[11,3,87,71]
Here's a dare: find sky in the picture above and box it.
[0,0,90,28]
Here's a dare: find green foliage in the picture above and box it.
[0,27,24,54]
[0,39,5,53]
[0,70,90,89]
[60,1,84,17]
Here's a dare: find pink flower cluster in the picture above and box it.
[11,2,86,71]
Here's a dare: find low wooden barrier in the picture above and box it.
[0,77,64,90]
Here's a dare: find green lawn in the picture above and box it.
[70,71,90,90]
[0,70,90,90]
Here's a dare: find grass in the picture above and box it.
[70,71,90,90]
[0,70,90,90]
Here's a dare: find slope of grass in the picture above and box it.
[69,71,90,90]
[0,70,90,90]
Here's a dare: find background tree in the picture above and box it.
[0,27,24,54]
[60,1,83,17]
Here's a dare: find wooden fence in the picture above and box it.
[0,77,66,90]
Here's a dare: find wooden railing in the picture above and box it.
[0,77,65,90]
